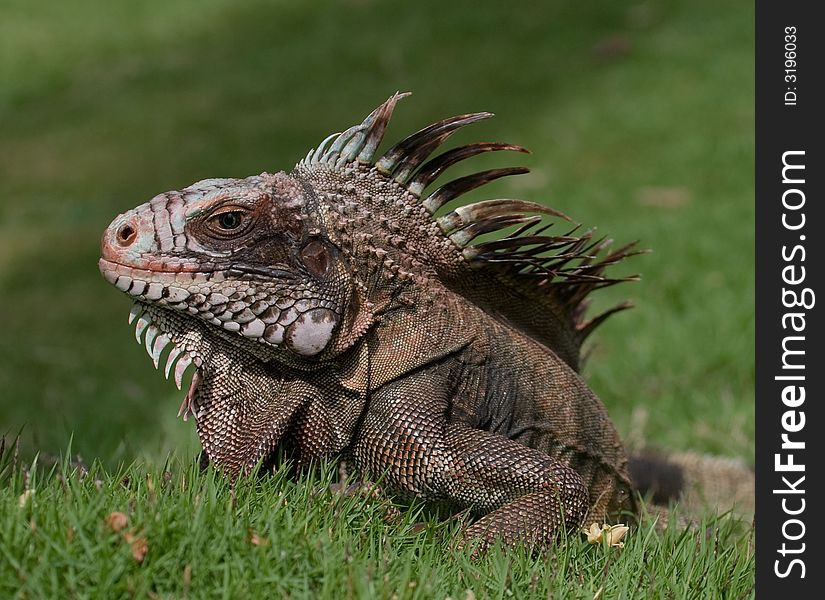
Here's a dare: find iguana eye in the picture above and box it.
[205,207,252,237]
[217,212,243,230]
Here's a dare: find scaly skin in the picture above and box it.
[99,94,638,549]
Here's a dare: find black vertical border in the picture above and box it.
[756,1,823,596]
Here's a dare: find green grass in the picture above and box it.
[1,451,753,599]
[0,0,753,596]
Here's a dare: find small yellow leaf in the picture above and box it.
[182,563,192,593]
[605,524,629,548]
[583,522,629,547]
[583,522,603,544]
[18,489,33,508]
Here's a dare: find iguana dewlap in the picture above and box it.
[99,93,641,548]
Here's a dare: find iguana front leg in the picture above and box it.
[351,371,589,549]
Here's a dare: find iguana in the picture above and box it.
[97,93,742,548]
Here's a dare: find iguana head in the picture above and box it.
[100,172,354,367]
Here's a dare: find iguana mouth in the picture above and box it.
[99,258,225,299]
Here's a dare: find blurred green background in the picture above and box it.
[0,0,753,467]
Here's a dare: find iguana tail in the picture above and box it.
[629,451,754,519]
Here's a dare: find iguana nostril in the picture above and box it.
[116,222,137,246]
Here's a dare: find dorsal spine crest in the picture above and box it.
[297,94,641,371]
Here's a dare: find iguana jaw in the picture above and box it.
[98,253,318,353]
